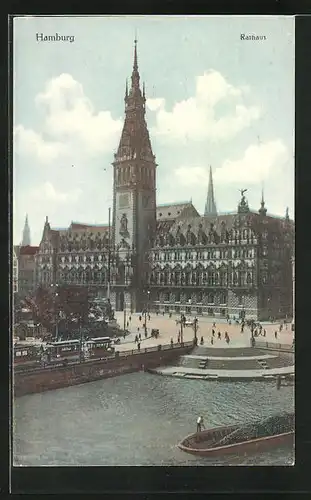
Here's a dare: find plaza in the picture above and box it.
[114,311,293,352]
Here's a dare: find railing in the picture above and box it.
[14,341,194,375]
[254,341,294,352]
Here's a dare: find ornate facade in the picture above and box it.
[35,41,294,320]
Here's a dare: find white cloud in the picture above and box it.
[148,70,260,142]
[31,182,83,204]
[35,74,122,156]
[146,98,165,111]
[14,73,123,165]
[174,139,289,186]
[14,125,65,163]
[214,139,288,184]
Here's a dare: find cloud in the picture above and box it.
[14,125,65,163]
[174,139,289,186]
[14,73,123,165]
[148,70,260,142]
[31,182,83,204]
[214,139,288,183]
[146,98,165,111]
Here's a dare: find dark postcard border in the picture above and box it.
[6,12,311,496]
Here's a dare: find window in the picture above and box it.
[208,293,215,304]
[238,295,245,306]
[220,293,226,305]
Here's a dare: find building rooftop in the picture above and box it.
[19,245,39,255]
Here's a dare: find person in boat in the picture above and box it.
[197,416,205,433]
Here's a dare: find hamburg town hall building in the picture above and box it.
[36,41,294,321]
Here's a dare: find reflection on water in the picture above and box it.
[13,373,294,466]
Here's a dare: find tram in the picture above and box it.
[84,337,115,358]
[13,342,42,366]
[44,340,81,362]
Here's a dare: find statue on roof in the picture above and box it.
[238,188,250,214]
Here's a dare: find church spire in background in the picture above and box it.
[21,214,31,246]
[258,188,267,216]
[204,166,217,217]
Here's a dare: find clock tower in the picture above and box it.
[112,39,157,311]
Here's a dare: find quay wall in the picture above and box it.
[14,343,193,397]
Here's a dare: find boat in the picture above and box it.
[178,412,294,457]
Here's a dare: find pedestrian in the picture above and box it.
[145,329,147,339]
[129,316,131,322]
[170,337,174,347]
[275,331,277,339]
[137,326,140,333]
[148,314,150,321]
[211,337,214,345]
[177,335,180,343]
[137,342,141,351]
[279,324,282,332]
[196,415,205,433]
[126,321,129,328]
[218,331,221,340]
[139,333,141,341]
[200,336,204,345]
[276,375,281,390]
[139,315,142,322]
[123,332,126,340]
[162,311,165,316]
[213,322,216,328]
[212,328,215,336]
[263,329,266,337]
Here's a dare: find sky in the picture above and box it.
[13,15,295,245]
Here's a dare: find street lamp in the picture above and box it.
[144,290,150,334]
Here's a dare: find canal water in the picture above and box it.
[13,373,294,466]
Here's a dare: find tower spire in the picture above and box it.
[131,37,140,89]
[125,78,128,100]
[21,213,31,246]
[259,187,267,216]
[115,38,154,163]
[204,166,217,216]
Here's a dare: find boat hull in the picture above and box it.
[178,426,294,457]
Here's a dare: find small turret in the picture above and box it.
[258,189,267,216]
